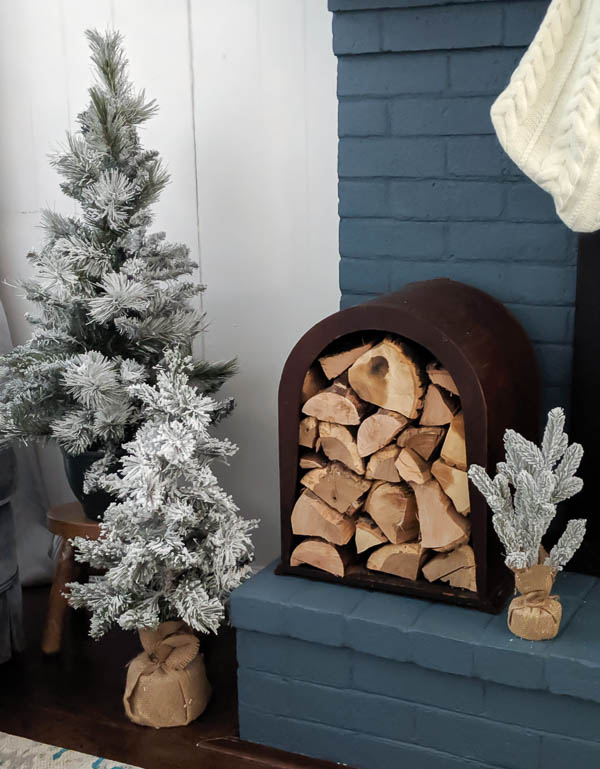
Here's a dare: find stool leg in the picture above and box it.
[41,537,77,655]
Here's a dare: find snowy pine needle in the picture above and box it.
[68,349,257,638]
[468,408,586,571]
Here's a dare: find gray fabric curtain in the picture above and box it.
[0,446,24,662]
[0,300,55,585]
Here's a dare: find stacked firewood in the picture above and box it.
[291,335,476,592]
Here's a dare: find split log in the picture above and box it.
[299,416,319,449]
[301,366,328,405]
[364,481,419,544]
[300,462,370,514]
[411,479,470,552]
[291,490,356,546]
[431,458,470,515]
[355,515,389,554]
[299,451,328,470]
[365,445,401,483]
[419,384,459,426]
[290,538,352,577]
[318,422,364,475]
[302,381,367,425]
[367,542,428,580]
[422,544,476,591]
[357,409,409,457]
[319,341,374,381]
[426,361,459,396]
[397,425,446,461]
[348,338,426,419]
[441,412,467,471]
[395,447,432,485]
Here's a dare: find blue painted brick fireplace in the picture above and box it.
[333,0,577,414]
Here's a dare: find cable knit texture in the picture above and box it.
[491,0,600,233]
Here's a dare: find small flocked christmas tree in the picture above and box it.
[68,349,256,640]
[0,29,232,456]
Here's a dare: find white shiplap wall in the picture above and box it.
[0,0,339,567]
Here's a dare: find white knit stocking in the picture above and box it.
[491,0,600,233]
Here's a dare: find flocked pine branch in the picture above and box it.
[468,408,586,571]
[0,29,233,454]
[68,348,257,639]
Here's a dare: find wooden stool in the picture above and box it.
[41,502,100,655]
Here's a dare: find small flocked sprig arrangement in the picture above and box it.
[68,349,257,727]
[468,408,586,641]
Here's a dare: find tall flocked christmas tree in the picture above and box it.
[0,29,233,456]
[68,349,256,639]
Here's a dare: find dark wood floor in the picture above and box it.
[0,587,334,769]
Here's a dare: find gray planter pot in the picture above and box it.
[0,447,24,663]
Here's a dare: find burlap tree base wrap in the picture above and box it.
[123,621,211,728]
[508,564,562,641]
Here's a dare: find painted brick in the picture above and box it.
[338,99,387,136]
[484,681,600,744]
[390,96,494,136]
[339,137,444,177]
[338,180,389,216]
[352,651,485,714]
[543,385,570,412]
[504,181,559,222]
[505,305,574,345]
[330,0,500,8]
[239,707,498,769]
[339,219,445,258]
[535,343,573,386]
[447,222,570,262]
[338,53,447,96]
[340,292,377,309]
[504,1,548,47]
[282,579,365,647]
[446,135,515,177]
[381,5,503,52]
[539,734,600,769]
[346,590,428,662]
[340,256,390,293]
[414,706,540,769]
[236,630,353,688]
[332,11,381,54]
[390,180,504,220]
[410,603,494,677]
[389,261,577,306]
[449,49,524,94]
[238,668,290,716]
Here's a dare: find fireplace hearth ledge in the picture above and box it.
[231,562,600,769]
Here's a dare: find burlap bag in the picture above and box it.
[508,564,562,641]
[123,620,211,728]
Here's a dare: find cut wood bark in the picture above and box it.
[397,425,446,461]
[365,444,401,483]
[299,416,319,449]
[421,544,476,591]
[299,451,328,470]
[395,447,432,485]
[302,381,367,425]
[318,422,364,475]
[348,338,426,419]
[319,341,374,381]
[364,481,419,544]
[431,458,470,515]
[291,490,356,545]
[441,412,467,471]
[290,538,352,577]
[419,384,459,426]
[300,462,370,514]
[426,361,459,396]
[357,408,409,457]
[301,366,328,405]
[411,479,470,552]
[355,515,389,553]
[367,542,428,580]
